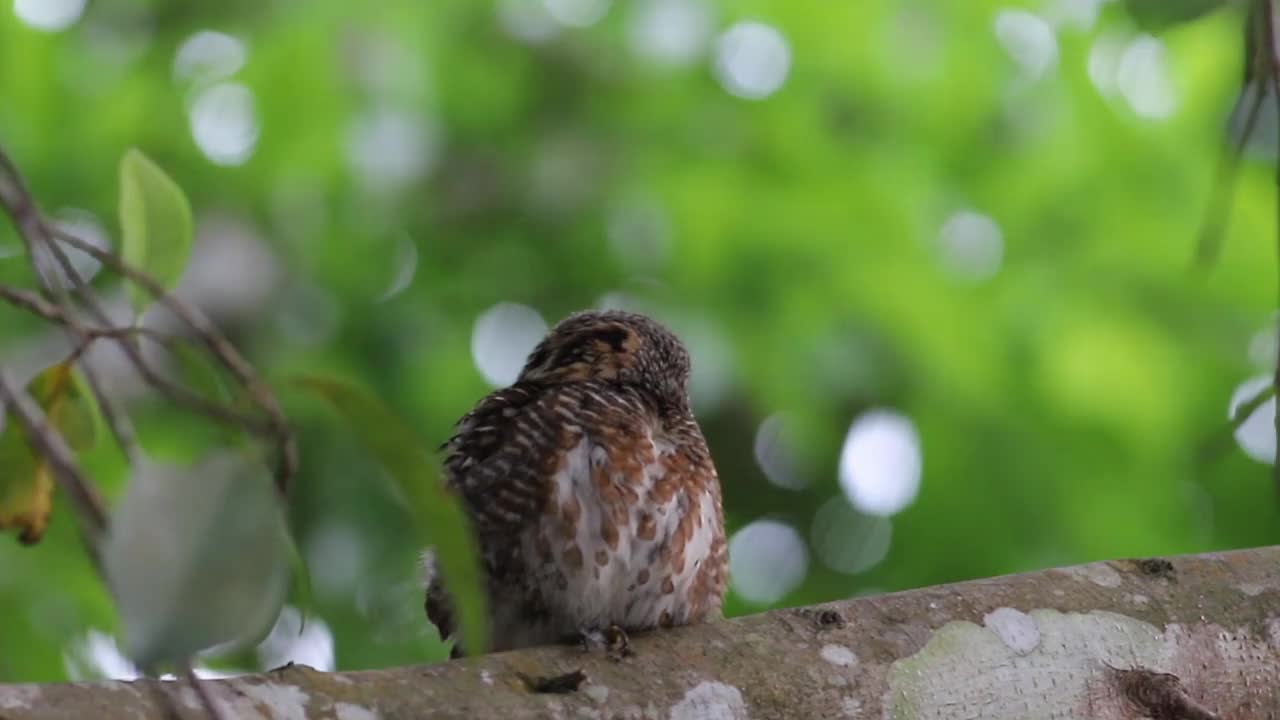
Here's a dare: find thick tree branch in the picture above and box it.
[2,546,1277,719]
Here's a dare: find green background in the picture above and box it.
[1,0,1275,681]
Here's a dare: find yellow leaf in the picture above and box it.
[0,362,101,545]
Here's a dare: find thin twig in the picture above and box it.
[0,149,289,471]
[0,283,68,322]
[1197,380,1275,463]
[53,227,297,494]
[182,662,228,720]
[1195,82,1266,266]
[0,151,145,464]
[0,283,171,349]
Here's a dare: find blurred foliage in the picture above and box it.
[1,0,1278,682]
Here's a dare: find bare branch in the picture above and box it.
[0,147,296,496]
[180,662,228,720]
[53,227,297,494]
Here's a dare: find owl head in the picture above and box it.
[517,310,692,410]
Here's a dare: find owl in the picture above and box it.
[424,309,727,657]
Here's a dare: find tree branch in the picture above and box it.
[0,146,297,497]
[2,546,1276,719]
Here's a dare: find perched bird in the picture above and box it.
[424,309,727,657]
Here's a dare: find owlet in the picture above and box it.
[424,309,727,656]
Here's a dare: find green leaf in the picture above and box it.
[29,363,100,453]
[103,452,289,670]
[293,375,488,656]
[0,362,101,544]
[168,340,231,404]
[284,531,313,635]
[1124,0,1233,30]
[118,148,194,314]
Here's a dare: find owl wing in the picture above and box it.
[427,383,572,652]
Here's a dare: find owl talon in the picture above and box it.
[604,625,633,661]
[575,625,632,660]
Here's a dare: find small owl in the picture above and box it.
[424,309,727,657]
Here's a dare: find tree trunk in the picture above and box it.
[3,547,1278,719]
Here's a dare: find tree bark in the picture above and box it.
[3,547,1278,719]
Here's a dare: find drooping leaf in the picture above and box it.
[168,339,232,403]
[284,531,313,635]
[118,148,194,314]
[294,375,488,655]
[103,452,290,670]
[0,362,101,544]
[29,362,100,452]
[1124,0,1234,30]
[0,431,49,545]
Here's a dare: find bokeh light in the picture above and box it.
[497,0,560,44]
[838,409,923,516]
[346,108,441,194]
[1230,375,1275,465]
[1116,35,1178,119]
[936,209,1004,284]
[377,235,419,302]
[728,519,808,604]
[1248,315,1278,370]
[754,412,807,490]
[173,31,246,87]
[607,196,671,271]
[12,0,85,32]
[304,523,369,600]
[471,303,548,387]
[810,496,892,575]
[36,209,110,289]
[189,83,260,166]
[993,9,1057,81]
[627,0,712,66]
[543,0,610,28]
[714,21,791,100]
[256,606,335,672]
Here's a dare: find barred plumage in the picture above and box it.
[425,310,727,656]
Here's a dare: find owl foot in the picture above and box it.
[576,624,633,661]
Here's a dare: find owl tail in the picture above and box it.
[421,549,465,658]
